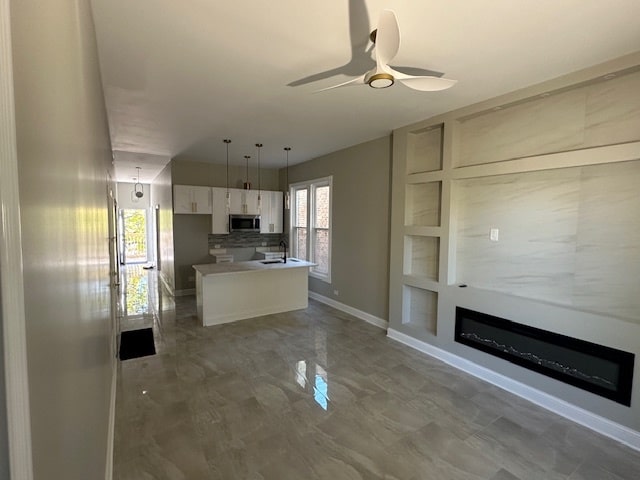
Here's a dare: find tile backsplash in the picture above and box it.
[208,232,286,249]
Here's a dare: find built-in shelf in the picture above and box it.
[404,226,441,237]
[402,275,439,292]
[405,181,441,227]
[402,285,438,335]
[406,125,443,174]
[406,171,443,184]
[450,141,640,180]
[404,236,439,281]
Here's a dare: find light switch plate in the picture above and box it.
[490,228,499,242]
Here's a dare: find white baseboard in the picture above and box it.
[387,328,640,452]
[308,291,389,330]
[105,365,117,480]
[174,288,195,297]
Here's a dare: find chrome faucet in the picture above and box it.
[279,240,288,263]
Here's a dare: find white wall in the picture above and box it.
[0,286,9,479]
[10,0,115,478]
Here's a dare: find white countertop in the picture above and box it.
[193,258,315,276]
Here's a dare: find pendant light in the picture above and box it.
[284,147,291,210]
[223,139,231,211]
[131,167,143,201]
[243,156,252,189]
[255,143,263,212]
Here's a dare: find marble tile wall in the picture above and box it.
[405,236,439,280]
[457,70,640,167]
[455,160,640,323]
[405,182,441,226]
[584,71,640,148]
[573,161,640,320]
[406,126,442,174]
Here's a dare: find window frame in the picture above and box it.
[290,176,332,283]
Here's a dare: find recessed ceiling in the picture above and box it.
[91,0,640,182]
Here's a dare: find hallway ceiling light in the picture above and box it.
[131,167,143,201]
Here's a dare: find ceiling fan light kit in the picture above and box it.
[321,9,457,93]
[368,73,394,89]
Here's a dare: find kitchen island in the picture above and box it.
[193,259,315,326]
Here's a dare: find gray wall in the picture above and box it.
[171,159,281,292]
[284,136,392,321]
[151,163,175,294]
[10,0,115,478]
[172,157,280,190]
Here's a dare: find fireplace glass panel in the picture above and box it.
[455,307,634,406]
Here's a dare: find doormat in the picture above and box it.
[119,328,156,360]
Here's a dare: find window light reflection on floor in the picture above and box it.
[295,360,329,410]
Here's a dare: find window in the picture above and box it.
[291,176,332,282]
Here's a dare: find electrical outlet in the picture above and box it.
[333,289,339,296]
[490,228,499,242]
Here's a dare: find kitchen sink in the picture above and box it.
[260,260,284,264]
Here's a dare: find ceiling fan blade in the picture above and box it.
[375,10,400,66]
[397,75,457,91]
[315,74,367,92]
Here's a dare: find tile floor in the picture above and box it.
[114,266,640,479]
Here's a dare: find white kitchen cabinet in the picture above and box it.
[229,188,260,215]
[260,191,283,233]
[244,190,260,215]
[211,187,229,234]
[229,189,243,214]
[173,185,212,214]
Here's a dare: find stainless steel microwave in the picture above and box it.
[229,214,261,232]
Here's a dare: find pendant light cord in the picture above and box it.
[284,147,291,189]
[244,156,251,188]
[223,139,231,194]
[255,143,262,194]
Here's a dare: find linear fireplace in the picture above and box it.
[455,307,635,406]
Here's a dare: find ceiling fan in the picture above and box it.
[320,10,457,92]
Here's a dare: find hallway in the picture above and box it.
[113,267,640,479]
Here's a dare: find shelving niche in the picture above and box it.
[390,124,444,338]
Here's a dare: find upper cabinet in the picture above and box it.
[229,189,259,215]
[211,187,229,234]
[173,185,212,214]
[261,191,283,233]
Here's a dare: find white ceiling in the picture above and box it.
[91,0,640,182]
